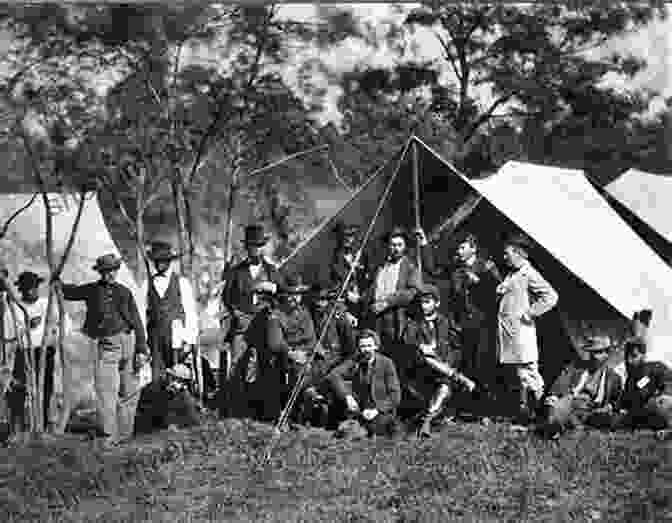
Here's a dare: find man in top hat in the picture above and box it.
[141,241,199,381]
[539,335,622,438]
[496,234,558,423]
[54,254,148,446]
[329,222,371,322]
[615,336,672,432]
[220,224,285,418]
[364,226,421,350]
[401,283,476,437]
[4,271,73,434]
[415,229,502,394]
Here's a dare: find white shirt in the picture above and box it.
[374,258,402,303]
[5,296,72,347]
[141,265,199,347]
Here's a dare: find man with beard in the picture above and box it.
[365,227,421,352]
[496,234,558,424]
[539,335,622,438]
[415,230,502,399]
[220,224,284,417]
[327,329,401,438]
[402,284,476,437]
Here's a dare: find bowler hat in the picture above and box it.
[581,335,613,353]
[147,241,180,262]
[383,226,409,243]
[92,254,122,273]
[278,274,310,295]
[417,283,441,301]
[333,222,360,238]
[244,225,269,246]
[15,271,44,290]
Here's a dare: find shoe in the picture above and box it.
[416,417,432,438]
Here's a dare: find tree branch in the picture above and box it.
[463,94,513,143]
[0,192,38,239]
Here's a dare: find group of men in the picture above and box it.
[1,217,671,446]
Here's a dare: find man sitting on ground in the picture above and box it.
[539,335,622,438]
[615,336,672,434]
[327,329,401,438]
[402,284,476,437]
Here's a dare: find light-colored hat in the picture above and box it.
[581,335,613,353]
[166,363,192,381]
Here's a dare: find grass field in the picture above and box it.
[2,417,670,523]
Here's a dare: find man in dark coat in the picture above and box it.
[220,224,284,417]
[615,336,672,431]
[55,254,148,446]
[539,335,623,437]
[365,226,421,350]
[327,329,401,438]
[416,229,502,392]
[402,284,476,437]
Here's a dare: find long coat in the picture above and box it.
[496,261,558,364]
[328,353,401,414]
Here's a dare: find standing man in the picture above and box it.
[54,254,148,446]
[416,230,501,394]
[220,224,284,417]
[142,241,199,382]
[327,329,401,438]
[496,234,558,423]
[365,226,421,351]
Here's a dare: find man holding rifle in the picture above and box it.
[402,284,476,437]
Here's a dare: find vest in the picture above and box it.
[147,273,185,328]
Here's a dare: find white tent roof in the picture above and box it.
[470,161,672,345]
[0,192,145,326]
[605,168,672,243]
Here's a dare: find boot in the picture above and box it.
[416,412,434,438]
[515,387,531,425]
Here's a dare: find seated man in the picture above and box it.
[327,329,401,438]
[615,336,672,432]
[402,284,476,437]
[539,335,622,438]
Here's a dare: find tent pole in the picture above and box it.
[412,138,422,283]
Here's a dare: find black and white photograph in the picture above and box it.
[0,2,670,521]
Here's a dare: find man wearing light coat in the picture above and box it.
[496,234,558,421]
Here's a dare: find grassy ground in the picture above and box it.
[1,418,670,523]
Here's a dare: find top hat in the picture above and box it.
[244,224,269,246]
[383,226,409,243]
[15,271,45,290]
[147,241,180,262]
[417,283,441,301]
[581,335,613,353]
[278,274,311,295]
[333,222,360,238]
[92,254,122,273]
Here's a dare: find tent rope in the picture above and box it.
[261,137,414,465]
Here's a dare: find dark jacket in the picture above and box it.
[62,281,147,351]
[221,258,285,318]
[422,247,501,329]
[329,248,371,295]
[621,361,672,412]
[312,302,356,366]
[402,313,462,370]
[328,353,401,414]
[266,305,317,357]
[364,255,421,343]
[548,362,623,408]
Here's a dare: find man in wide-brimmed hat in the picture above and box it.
[55,253,147,447]
[364,226,421,350]
[141,240,199,382]
[496,233,558,424]
[220,224,285,418]
[539,335,623,438]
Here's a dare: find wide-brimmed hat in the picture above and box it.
[92,254,122,273]
[166,363,192,381]
[417,283,441,301]
[503,233,532,253]
[581,335,613,353]
[15,271,44,290]
[383,226,409,244]
[147,241,180,262]
[244,225,269,246]
[333,222,360,238]
[278,274,311,295]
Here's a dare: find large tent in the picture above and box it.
[603,168,672,265]
[281,137,672,381]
